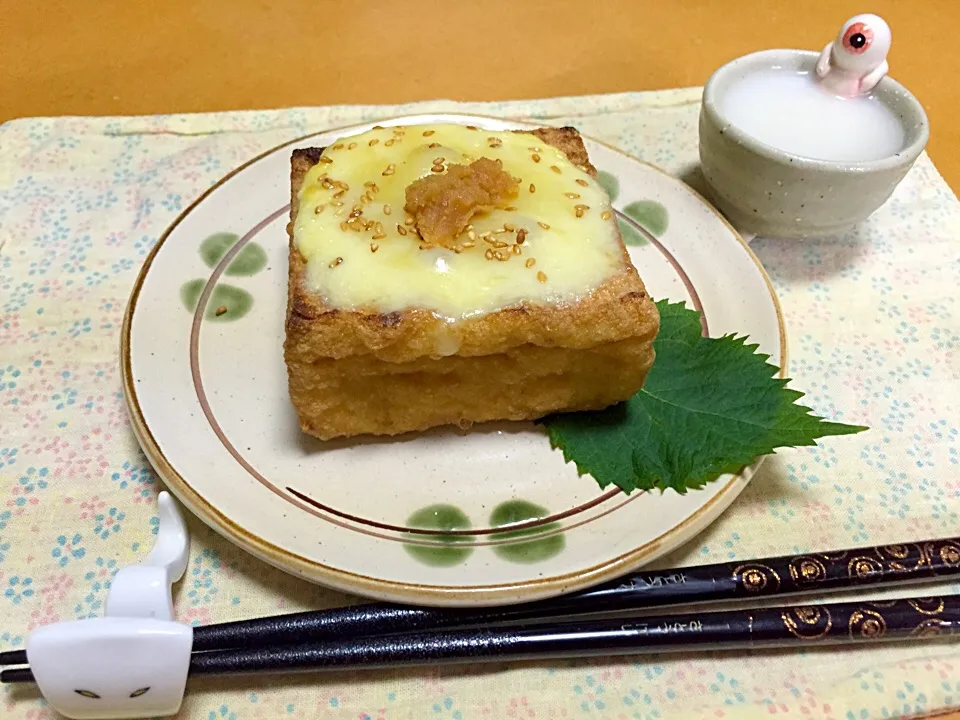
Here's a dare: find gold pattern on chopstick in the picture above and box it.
[940,543,960,565]
[908,597,946,615]
[788,557,826,583]
[781,606,832,640]
[732,563,780,593]
[848,609,886,639]
[910,618,955,637]
[848,556,884,579]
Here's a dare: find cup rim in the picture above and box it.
[702,48,930,172]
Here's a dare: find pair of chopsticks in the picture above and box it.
[3,535,959,681]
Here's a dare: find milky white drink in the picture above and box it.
[719,68,904,162]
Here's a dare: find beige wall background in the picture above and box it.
[3,1,956,188]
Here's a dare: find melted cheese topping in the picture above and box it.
[293,124,623,321]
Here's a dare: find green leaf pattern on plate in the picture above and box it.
[597,170,668,245]
[402,500,566,566]
[403,504,474,567]
[624,200,669,238]
[181,232,268,321]
[489,500,565,564]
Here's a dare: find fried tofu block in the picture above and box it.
[285,124,659,439]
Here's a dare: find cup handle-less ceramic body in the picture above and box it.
[699,49,929,240]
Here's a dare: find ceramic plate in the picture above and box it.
[121,113,785,607]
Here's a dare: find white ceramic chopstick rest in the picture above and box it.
[25,491,193,720]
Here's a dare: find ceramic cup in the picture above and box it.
[699,49,929,239]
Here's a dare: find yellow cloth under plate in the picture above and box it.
[1,89,959,719]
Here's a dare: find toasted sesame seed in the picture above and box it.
[333,200,344,207]
[405,216,415,225]
[601,210,612,220]
[215,305,227,316]
[393,128,405,135]
[431,166,444,173]
[497,251,510,261]
[504,205,518,212]
[575,204,589,218]
[516,229,527,244]
[529,183,536,193]
[319,156,333,164]
[537,271,548,283]
[383,204,392,215]
[385,138,395,147]
[373,221,384,234]
[538,221,550,230]
[433,157,445,164]
[353,222,365,232]
[333,190,346,200]
[484,248,495,260]
[503,223,515,231]
[365,191,375,203]
[373,125,383,129]
[467,230,477,241]
[349,207,363,218]
[576,179,589,188]
[565,192,581,199]
[525,258,536,268]
[382,164,396,176]
[512,244,522,255]
[493,240,509,249]
[314,204,325,214]
[333,143,344,150]
[428,142,441,148]
[467,125,478,130]
[397,224,407,236]
[329,257,343,268]
[347,142,358,149]
[369,139,379,146]
[364,181,377,188]
[487,137,502,147]
[370,242,379,253]
[363,220,373,230]
[551,165,561,174]
[422,129,435,136]
[372,233,386,240]
[531,153,541,163]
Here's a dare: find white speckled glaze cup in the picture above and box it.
[699,50,929,239]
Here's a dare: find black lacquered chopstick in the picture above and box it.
[5,595,956,683]
[2,535,958,671]
[134,534,960,651]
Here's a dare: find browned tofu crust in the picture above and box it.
[284,126,660,439]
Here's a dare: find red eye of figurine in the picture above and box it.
[842,22,874,54]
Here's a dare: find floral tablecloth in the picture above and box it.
[2,89,960,719]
